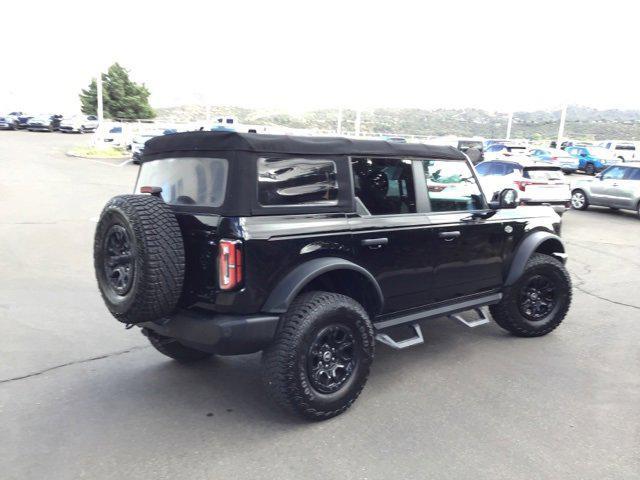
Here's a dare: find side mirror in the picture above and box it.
[595,173,603,180]
[489,188,518,210]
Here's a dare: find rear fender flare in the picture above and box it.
[505,231,566,286]
[261,257,384,314]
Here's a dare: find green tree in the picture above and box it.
[79,63,155,119]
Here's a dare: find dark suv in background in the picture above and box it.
[94,132,572,420]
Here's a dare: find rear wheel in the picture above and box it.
[571,189,589,210]
[490,253,571,337]
[145,330,213,362]
[262,291,375,420]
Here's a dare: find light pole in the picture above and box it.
[506,111,513,140]
[557,104,567,148]
[96,72,104,122]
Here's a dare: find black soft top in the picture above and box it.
[143,131,465,160]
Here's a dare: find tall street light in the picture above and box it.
[557,104,567,148]
[97,72,104,122]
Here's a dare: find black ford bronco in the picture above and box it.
[94,131,572,420]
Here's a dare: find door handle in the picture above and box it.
[612,183,619,187]
[361,237,388,249]
[438,231,461,241]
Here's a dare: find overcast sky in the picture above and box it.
[3,0,639,114]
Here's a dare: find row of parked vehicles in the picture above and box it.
[468,140,640,218]
[0,112,99,133]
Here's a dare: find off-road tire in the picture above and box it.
[145,330,213,362]
[490,253,571,337]
[571,189,589,210]
[94,194,185,324]
[262,291,375,421]
[585,163,596,175]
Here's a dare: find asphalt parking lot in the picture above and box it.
[1,130,639,480]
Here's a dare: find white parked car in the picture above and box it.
[476,159,571,214]
[131,130,166,163]
[483,143,529,161]
[597,140,636,162]
[59,115,99,133]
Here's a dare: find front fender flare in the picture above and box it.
[261,257,384,314]
[505,231,566,286]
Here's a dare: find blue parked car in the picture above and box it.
[565,145,617,175]
[528,147,579,173]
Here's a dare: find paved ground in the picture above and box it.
[1,130,638,480]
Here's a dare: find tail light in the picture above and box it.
[514,180,545,191]
[218,239,243,291]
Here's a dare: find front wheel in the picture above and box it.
[490,253,572,337]
[571,189,589,210]
[262,291,375,420]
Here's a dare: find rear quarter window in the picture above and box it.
[257,157,338,206]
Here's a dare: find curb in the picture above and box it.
[66,151,131,161]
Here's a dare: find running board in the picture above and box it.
[449,307,491,328]
[376,323,424,350]
[374,292,501,331]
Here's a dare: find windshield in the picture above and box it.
[135,157,228,207]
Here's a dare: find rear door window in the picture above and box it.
[351,157,416,215]
[627,168,640,180]
[257,157,338,206]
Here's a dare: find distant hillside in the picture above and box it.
[155,105,640,141]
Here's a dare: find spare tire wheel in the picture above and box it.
[93,194,185,324]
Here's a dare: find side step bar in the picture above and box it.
[374,292,501,331]
[376,323,424,350]
[449,306,491,328]
[374,303,495,350]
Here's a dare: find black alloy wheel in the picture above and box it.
[102,224,135,296]
[307,324,357,394]
[518,275,557,321]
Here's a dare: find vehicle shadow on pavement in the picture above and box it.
[55,317,523,425]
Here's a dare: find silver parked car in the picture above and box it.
[570,164,640,218]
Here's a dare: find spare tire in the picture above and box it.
[93,194,185,324]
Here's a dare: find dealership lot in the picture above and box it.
[1,131,639,480]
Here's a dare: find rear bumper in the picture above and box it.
[139,309,280,355]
